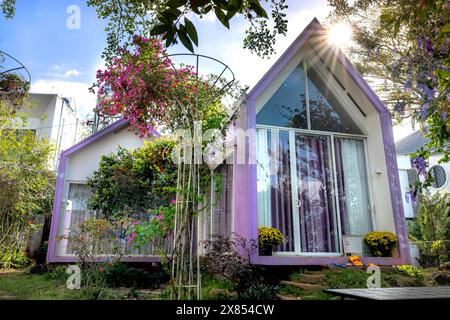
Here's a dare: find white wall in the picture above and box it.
[397,155,415,218]
[65,125,148,182]
[15,93,87,170]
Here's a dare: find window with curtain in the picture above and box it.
[334,138,371,236]
[295,134,338,253]
[257,129,295,252]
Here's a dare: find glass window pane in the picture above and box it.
[334,138,372,236]
[256,129,295,252]
[295,134,339,253]
[307,67,362,134]
[256,64,308,129]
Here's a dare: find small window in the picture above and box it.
[429,165,447,188]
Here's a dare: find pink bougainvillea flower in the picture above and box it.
[170,199,177,205]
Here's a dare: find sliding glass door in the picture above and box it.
[257,127,372,255]
[294,133,339,253]
[257,129,295,252]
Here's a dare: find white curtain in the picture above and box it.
[256,129,271,226]
[340,139,372,236]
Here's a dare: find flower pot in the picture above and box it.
[259,244,273,256]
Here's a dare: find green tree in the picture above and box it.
[408,191,450,267]
[328,0,449,193]
[0,100,55,268]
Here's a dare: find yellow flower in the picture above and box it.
[258,226,285,246]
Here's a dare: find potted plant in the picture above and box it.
[363,231,398,257]
[258,226,284,256]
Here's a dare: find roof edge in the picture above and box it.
[247,17,320,100]
[61,118,130,157]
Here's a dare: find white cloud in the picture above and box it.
[30,79,97,117]
[46,65,82,79]
[64,69,81,77]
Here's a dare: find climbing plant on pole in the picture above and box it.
[92,35,237,299]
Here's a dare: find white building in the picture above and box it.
[396,130,449,219]
[17,93,87,170]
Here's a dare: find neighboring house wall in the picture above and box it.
[47,120,158,263]
[14,93,86,170]
[397,155,415,219]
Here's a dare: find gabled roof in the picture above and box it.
[395,130,429,155]
[247,18,389,115]
[60,119,160,158]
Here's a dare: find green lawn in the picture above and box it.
[0,270,85,300]
[1,266,448,300]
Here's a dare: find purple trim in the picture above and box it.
[49,255,162,264]
[242,18,410,265]
[47,119,161,263]
[252,255,404,266]
[233,106,250,242]
[46,153,68,263]
[379,112,411,264]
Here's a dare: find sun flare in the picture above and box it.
[328,22,353,48]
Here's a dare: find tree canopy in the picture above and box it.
[328,0,449,197]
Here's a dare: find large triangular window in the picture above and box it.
[256,60,362,134]
[256,64,308,129]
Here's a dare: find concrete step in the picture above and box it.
[279,280,323,291]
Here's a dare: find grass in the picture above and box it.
[0,268,162,300]
[0,270,85,300]
[1,266,448,300]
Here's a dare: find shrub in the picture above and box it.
[323,269,369,289]
[201,233,265,299]
[408,191,449,267]
[103,262,169,289]
[258,227,284,247]
[239,282,279,300]
[363,231,398,257]
[395,265,426,281]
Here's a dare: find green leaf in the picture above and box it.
[249,0,268,18]
[166,0,187,8]
[393,17,401,36]
[151,24,169,36]
[177,29,194,53]
[184,18,198,46]
[214,7,230,29]
[379,13,393,25]
[164,30,176,47]
[442,23,450,33]
[161,8,182,22]
[190,0,210,13]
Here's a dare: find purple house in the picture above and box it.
[48,19,410,266]
[226,18,410,266]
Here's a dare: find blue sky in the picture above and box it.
[0,0,413,139]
